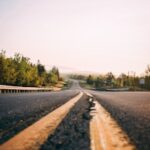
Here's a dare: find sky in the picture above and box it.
[0,0,150,75]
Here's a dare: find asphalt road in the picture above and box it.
[0,88,79,143]
[0,80,150,150]
[90,91,150,150]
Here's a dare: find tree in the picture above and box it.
[117,73,128,87]
[95,76,105,88]
[0,50,7,84]
[106,72,115,86]
[145,65,150,76]
[51,66,60,80]
[47,71,58,85]
[14,54,31,86]
[87,75,94,85]
[5,57,17,85]
[95,77,100,88]
[145,65,150,89]
[37,60,46,76]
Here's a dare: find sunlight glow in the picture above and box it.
[0,0,150,75]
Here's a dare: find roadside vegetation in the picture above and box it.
[0,50,62,87]
[70,66,150,91]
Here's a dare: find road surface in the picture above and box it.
[0,82,79,143]
[90,91,150,150]
[0,81,150,150]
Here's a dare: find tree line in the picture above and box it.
[70,66,150,90]
[0,50,61,87]
[86,68,150,90]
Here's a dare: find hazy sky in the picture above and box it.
[0,0,150,75]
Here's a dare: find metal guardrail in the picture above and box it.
[106,88,129,91]
[0,85,52,94]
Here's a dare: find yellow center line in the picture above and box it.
[0,92,83,150]
[85,92,135,150]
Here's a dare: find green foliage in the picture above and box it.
[106,72,115,86]
[95,77,105,88]
[69,74,87,80]
[37,60,46,77]
[0,50,61,87]
[50,72,58,84]
[87,75,94,85]
[85,68,150,90]
[145,65,150,89]
[51,66,60,80]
